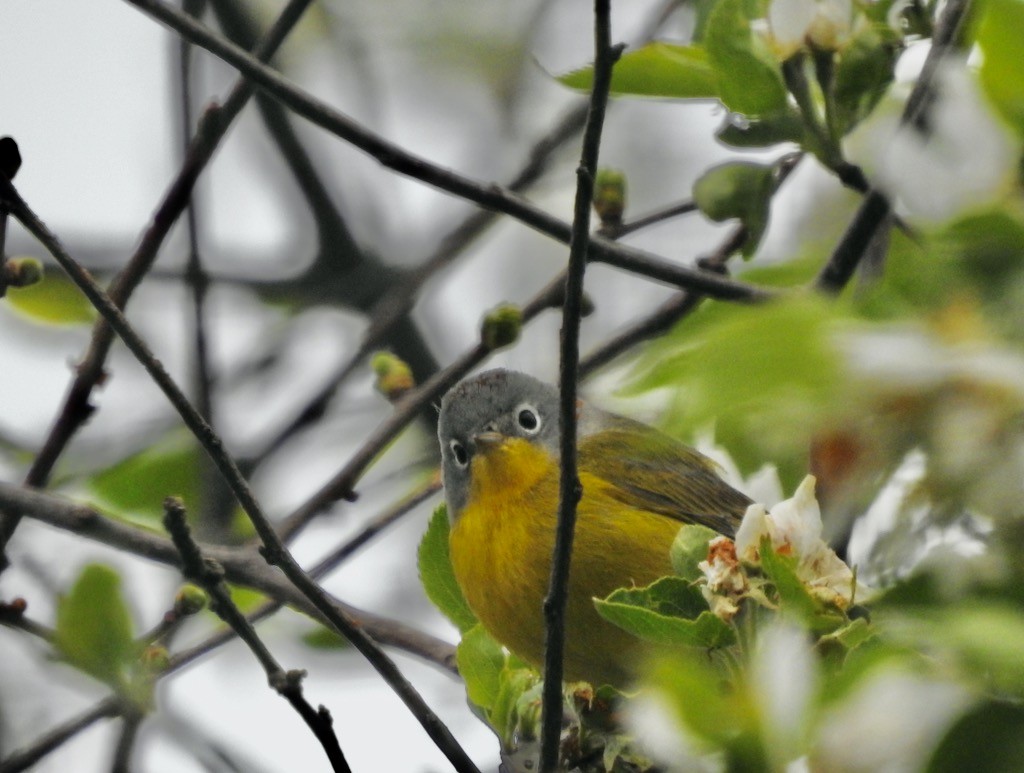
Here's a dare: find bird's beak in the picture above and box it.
[472,431,506,455]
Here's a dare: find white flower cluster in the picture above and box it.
[700,476,865,619]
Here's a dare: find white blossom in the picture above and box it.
[735,476,864,608]
[844,57,1017,222]
[765,0,857,58]
[813,668,973,772]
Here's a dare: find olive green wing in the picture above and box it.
[578,420,751,538]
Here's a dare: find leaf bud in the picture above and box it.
[480,304,523,351]
[371,351,415,402]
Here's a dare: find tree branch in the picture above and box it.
[0,480,458,671]
[276,271,572,539]
[120,0,772,305]
[0,189,473,765]
[0,0,318,569]
[814,0,973,292]
[541,2,616,769]
[580,225,748,378]
[162,497,350,773]
[0,698,121,773]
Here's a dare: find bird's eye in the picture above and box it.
[449,440,469,468]
[516,404,541,434]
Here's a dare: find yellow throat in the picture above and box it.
[448,435,680,687]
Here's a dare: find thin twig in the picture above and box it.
[0,698,121,773]
[541,3,617,770]
[308,476,442,573]
[0,480,458,672]
[0,193,476,771]
[0,601,55,642]
[814,0,973,292]
[276,273,571,539]
[0,0,317,570]
[178,0,214,426]
[109,712,144,773]
[121,0,772,305]
[598,199,698,239]
[163,497,351,773]
[579,224,748,378]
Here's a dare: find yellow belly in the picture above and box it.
[449,438,680,687]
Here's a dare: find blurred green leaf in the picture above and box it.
[817,617,874,655]
[630,295,844,487]
[55,564,137,687]
[89,433,200,524]
[716,110,807,147]
[418,504,478,633]
[595,577,736,648]
[227,584,266,614]
[833,29,897,134]
[704,0,788,116]
[933,209,1024,293]
[882,602,1024,697]
[560,43,719,99]
[5,264,95,325]
[302,625,351,650]
[670,524,719,581]
[647,655,748,747]
[926,701,1024,773]
[457,624,506,712]
[693,161,775,256]
[978,0,1024,136]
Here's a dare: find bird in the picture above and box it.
[437,368,752,687]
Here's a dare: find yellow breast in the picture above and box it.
[449,437,680,687]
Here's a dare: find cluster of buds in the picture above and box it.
[371,351,415,402]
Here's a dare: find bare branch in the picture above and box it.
[815,0,973,292]
[163,498,351,772]
[0,0,317,569]
[121,0,772,305]
[0,698,121,773]
[542,3,617,769]
[0,480,458,672]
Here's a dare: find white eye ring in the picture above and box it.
[449,439,469,468]
[515,403,541,434]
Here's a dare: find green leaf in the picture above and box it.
[716,109,807,147]
[670,524,719,581]
[832,28,897,134]
[560,43,719,99]
[927,700,1024,773]
[758,537,818,616]
[490,667,542,745]
[418,504,478,633]
[882,603,1024,697]
[5,264,95,325]
[628,295,844,488]
[55,564,137,687]
[302,625,351,650]
[89,432,201,524]
[693,161,775,256]
[817,617,875,661]
[595,577,736,649]
[759,537,845,633]
[457,624,507,712]
[978,0,1024,135]
[228,584,266,613]
[704,0,788,116]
